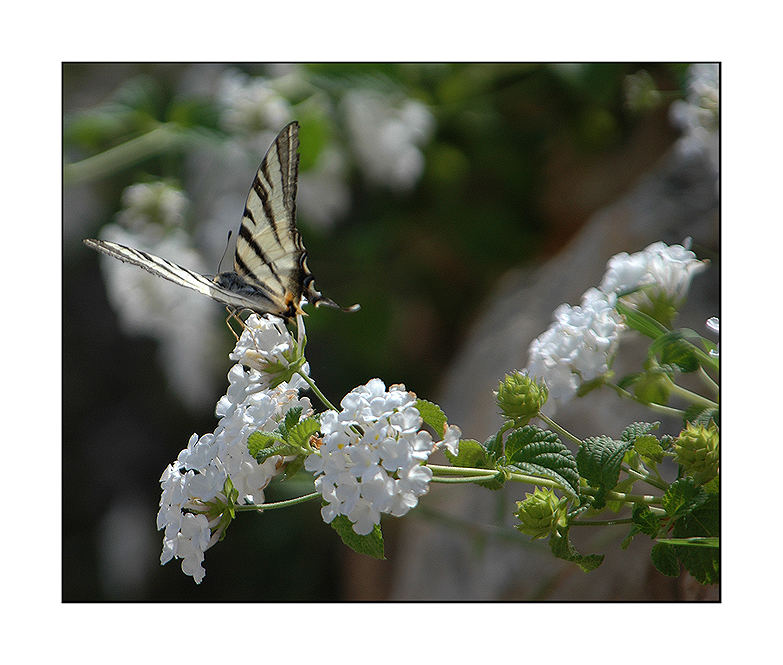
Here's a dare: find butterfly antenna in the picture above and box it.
[217,231,233,273]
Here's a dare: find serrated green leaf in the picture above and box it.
[621,421,661,442]
[247,431,287,457]
[672,494,719,584]
[283,406,304,433]
[576,436,635,508]
[634,435,664,463]
[415,399,447,436]
[684,405,720,428]
[445,438,492,469]
[662,477,708,518]
[286,418,322,449]
[252,442,299,463]
[616,300,668,339]
[650,542,680,577]
[506,426,580,501]
[330,515,385,559]
[652,332,700,373]
[549,529,604,572]
[621,504,659,550]
[484,430,504,459]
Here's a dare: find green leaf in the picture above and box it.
[621,503,661,549]
[506,426,580,501]
[330,515,385,560]
[576,436,635,508]
[445,438,492,469]
[252,442,300,463]
[621,421,660,442]
[634,435,664,463]
[283,406,304,434]
[415,399,447,437]
[549,528,604,572]
[484,431,504,460]
[672,494,719,584]
[650,542,680,577]
[662,477,708,519]
[616,300,668,339]
[286,418,322,449]
[283,455,305,480]
[247,431,288,457]
[651,331,700,373]
[657,537,719,548]
[683,405,720,428]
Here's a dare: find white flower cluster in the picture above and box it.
[342,89,435,191]
[229,313,309,389]
[305,379,460,535]
[526,241,708,410]
[158,316,311,583]
[669,63,719,171]
[116,181,189,233]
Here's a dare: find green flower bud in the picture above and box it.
[673,422,719,484]
[495,371,548,424]
[513,487,567,539]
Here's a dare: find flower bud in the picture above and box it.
[673,422,719,484]
[495,371,548,424]
[513,487,567,539]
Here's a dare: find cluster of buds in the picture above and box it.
[514,487,568,539]
[495,371,548,424]
[673,422,719,484]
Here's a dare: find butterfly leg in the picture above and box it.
[224,307,242,341]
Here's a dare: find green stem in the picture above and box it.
[570,517,635,526]
[665,379,719,409]
[297,371,338,412]
[63,123,184,185]
[431,475,500,484]
[537,413,582,447]
[234,492,320,512]
[427,464,498,477]
[607,382,686,418]
[507,472,563,490]
[622,464,668,491]
[697,367,719,396]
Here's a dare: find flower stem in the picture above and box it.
[570,517,635,527]
[665,379,719,409]
[697,366,719,396]
[297,371,337,412]
[234,492,320,512]
[63,123,184,185]
[622,464,668,491]
[607,382,686,418]
[537,413,582,447]
[427,464,498,477]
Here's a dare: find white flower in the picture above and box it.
[526,288,624,409]
[600,240,708,310]
[116,181,189,233]
[229,313,309,389]
[342,89,435,191]
[669,63,719,171]
[217,69,292,144]
[158,325,312,583]
[306,379,442,534]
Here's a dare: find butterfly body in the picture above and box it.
[84,121,358,323]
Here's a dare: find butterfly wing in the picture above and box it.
[83,238,270,312]
[236,121,359,314]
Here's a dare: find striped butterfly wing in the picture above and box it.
[83,239,267,312]
[236,121,357,317]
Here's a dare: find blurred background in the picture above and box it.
[63,62,718,601]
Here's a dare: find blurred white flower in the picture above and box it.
[116,181,189,233]
[669,63,719,171]
[305,379,438,535]
[343,89,435,191]
[96,219,221,409]
[706,316,720,358]
[217,69,293,153]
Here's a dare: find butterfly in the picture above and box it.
[84,121,359,324]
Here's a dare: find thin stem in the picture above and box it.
[63,123,183,185]
[697,366,719,396]
[507,472,563,490]
[607,382,686,418]
[570,518,635,527]
[665,379,719,410]
[427,464,498,477]
[234,492,320,512]
[297,371,337,412]
[537,413,582,447]
[431,475,500,484]
[622,464,668,491]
